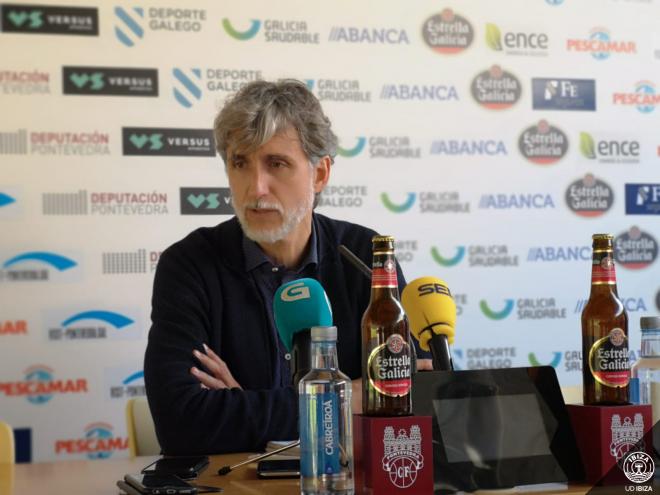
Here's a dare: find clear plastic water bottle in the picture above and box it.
[299,326,354,495]
[630,317,660,420]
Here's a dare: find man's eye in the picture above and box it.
[231,161,245,169]
[271,161,287,168]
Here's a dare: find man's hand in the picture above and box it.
[351,379,362,415]
[191,343,242,390]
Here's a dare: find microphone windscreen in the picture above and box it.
[401,276,456,351]
[274,278,333,352]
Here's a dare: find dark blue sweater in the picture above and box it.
[144,213,410,454]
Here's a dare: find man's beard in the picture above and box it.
[233,187,314,244]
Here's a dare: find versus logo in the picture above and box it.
[180,187,233,215]
[328,25,409,44]
[380,192,416,213]
[114,7,206,47]
[613,81,659,113]
[172,68,202,108]
[485,23,549,56]
[422,8,474,54]
[122,127,215,156]
[47,310,137,342]
[471,65,521,110]
[1,319,27,335]
[62,66,158,96]
[55,423,128,459]
[614,227,658,269]
[430,139,507,156]
[566,28,636,60]
[431,245,518,267]
[579,132,640,163]
[0,192,16,207]
[222,18,260,40]
[528,352,562,368]
[532,78,596,111]
[1,251,77,282]
[337,137,366,157]
[625,184,660,215]
[1,4,98,35]
[518,120,568,164]
[0,365,87,404]
[479,193,555,209]
[527,246,591,262]
[479,299,515,320]
[565,173,614,217]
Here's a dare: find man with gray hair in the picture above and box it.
[144,79,429,454]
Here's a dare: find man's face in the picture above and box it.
[226,127,326,244]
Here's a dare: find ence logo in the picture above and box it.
[471,65,521,110]
[222,18,261,40]
[565,173,614,217]
[430,246,465,267]
[0,192,16,207]
[528,352,562,368]
[479,299,515,320]
[180,187,233,215]
[55,423,128,459]
[1,319,27,335]
[613,81,659,113]
[1,4,98,35]
[172,68,202,108]
[1,251,77,282]
[62,66,158,96]
[47,310,137,342]
[422,8,474,54]
[518,120,568,164]
[122,127,215,156]
[485,23,549,56]
[614,227,658,270]
[566,28,636,60]
[0,365,88,404]
[337,137,366,157]
[579,132,640,163]
[381,193,416,213]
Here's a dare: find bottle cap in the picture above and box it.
[372,235,395,243]
[311,325,337,341]
[640,316,660,330]
[592,233,614,240]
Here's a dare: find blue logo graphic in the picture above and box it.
[590,30,611,60]
[221,18,261,40]
[3,252,77,271]
[337,137,366,157]
[528,351,562,368]
[452,349,463,370]
[84,423,115,460]
[122,370,144,385]
[430,246,466,267]
[480,299,515,320]
[625,184,660,215]
[532,78,596,111]
[635,82,656,114]
[173,68,202,108]
[380,193,416,213]
[305,79,315,91]
[545,0,564,4]
[0,192,16,207]
[25,366,54,405]
[114,7,144,47]
[61,311,134,329]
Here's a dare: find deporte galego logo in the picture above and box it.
[122,127,215,156]
[62,66,158,96]
[1,4,98,35]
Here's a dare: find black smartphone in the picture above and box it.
[256,459,300,479]
[124,473,197,495]
[144,456,209,479]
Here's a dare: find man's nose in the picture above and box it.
[248,165,270,198]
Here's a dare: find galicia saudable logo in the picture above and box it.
[122,128,214,157]
[518,120,568,164]
[337,137,366,157]
[430,246,465,267]
[479,299,515,320]
[380,193,416,213]
[180,187,233,215]
[222,18,261,40]
[2,4,98,35]
[626,184,660,215]
[422,8,473,54]
[532,78,596,111]
[528,352,562,368]
[614,226,658,270]
[62,67,158,96]
[433,245,518,267]
[471,65,521,110]
[565,173,614,217]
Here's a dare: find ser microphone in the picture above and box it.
[401,277,456,371]
[274,278,333,386]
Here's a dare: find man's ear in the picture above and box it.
[313,156,332,193]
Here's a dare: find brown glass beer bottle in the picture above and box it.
[361,235,412,416]
[582,234,630,405]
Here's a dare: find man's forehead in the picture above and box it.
[228,126,304,157]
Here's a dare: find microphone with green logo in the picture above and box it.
[274,278,333,387]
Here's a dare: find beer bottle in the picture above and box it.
[582,234,630,405]
[361,235,412,416]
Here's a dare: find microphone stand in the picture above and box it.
[217,440,300,475]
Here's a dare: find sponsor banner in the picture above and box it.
[328,25,408,44]
[518,120,568,164]
[625,184,660,215]
[317,184,367,208]
[122,127,214,156]
[579,131,640,163]
[0,251,80,282]
[0,129,110,155]
[360,136,420,158]
[458,347,516,369]
[422,8,474,54]
[114,6,208,47]
[0,365,88,404]
[204,68,262,93]
[471,65,522,110]
[566,28,637,60]
[101,249,160,274]
[527,246,591,262]
[381,192,470,214]
[0,319,28,335]
[55,422,128,459]
[307,79,371,102]
[221,18,320,44]
[614,227,658,269]
[394,240,418,264]
[479,193,555,210]
[180,187,233,215]
[0,69,50,95]
[62,66,158,96]
[430,138,507,156]
[479,298,567,320]
[532,78,596,111]
[104,366,145,401]
[565,174,614,217]
[0,188,20,218]
[612,81,659,113]
[42,190,169,216]
[528,351,563,368]
[575,297,648,314]
[431,245,518,267]
[380,83,458,102]
[1,4,98,35]
[44,308,141,342]
[485,23,549,57]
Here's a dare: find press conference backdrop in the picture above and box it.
[1,0,660,463]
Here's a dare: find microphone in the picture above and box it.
[401,277,456,371]
[274,278,333,386]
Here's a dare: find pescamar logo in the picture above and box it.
[1,319,27,335]
[532,78,596,111]
[329,25,408,44]
[518,120,568,164]
[55,423,128,460]
[613,81,659,114]
[566,27,636,60]
[0,365,87,404]
[485,23,549,56]
[180,187,233,215]
[1,251,77,282]
[1,4,98,35]
[614,227,658,270]
[47,309,138,342]
[62,66,158,96]
[565,173,614,217]
[626,184,660,215]
[471,65,521,110]
[527,246,591,262]
[479,193,555,210]
[122,127,214,156]
[579,132,640,163]
[432,245,518,267]
[422,8,473,54]
[480,299,515,320]
[318,185,367,208]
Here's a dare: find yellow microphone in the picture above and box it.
[402,276,456,370]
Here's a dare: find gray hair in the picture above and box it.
[214,79,338,166]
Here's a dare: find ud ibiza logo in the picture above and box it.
[382,426,424,488]
[281,282,311,302]
[623,451,655,484]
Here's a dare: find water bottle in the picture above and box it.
[630,316,660,422]
[299,326,354,495]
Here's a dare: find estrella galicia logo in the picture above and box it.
[518,120,568,164]
[614,227,658,270]
[1,4,98,35]
[0,365,88,405]
[626,184,660,215]
[381,192,416,213]
[180,187,234,215]
[173,68,202,107]
[430,246,465,267]
[47,309,138,342]
[337,137,366,157]
[471,65,521,110]
[122,128,215,157]
[55,423,128,460]
[114,7,144,47]
[0,192,16,207]
[479,299,515,320]
[528,352,562,368]
[221,18,261,40]
[422,8,474,54]
[63,66,158,96]
[565,174,614,217]
[532,78,596,111]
